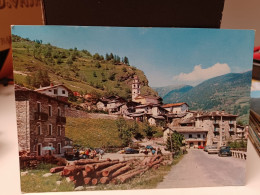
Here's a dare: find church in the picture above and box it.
[131,75,161,105]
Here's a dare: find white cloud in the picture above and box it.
[173,63,231,85]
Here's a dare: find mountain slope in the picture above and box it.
[12,35,158,101]
[163,85,193,103]
[162,71,252,123]
[152,85,187,98]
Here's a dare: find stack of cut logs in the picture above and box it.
[50,155,167,187]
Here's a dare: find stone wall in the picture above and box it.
[15,90,67,155]
[16,100,30,152]
[66,108,119,120]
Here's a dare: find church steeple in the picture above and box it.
[132,75,140,101]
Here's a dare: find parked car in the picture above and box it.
[218,146,232,157]
[207,145,219,154]
[204,145,211,152]
[124,148,139,154]
[198,145,204,149]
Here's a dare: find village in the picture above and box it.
[15,75,248,158]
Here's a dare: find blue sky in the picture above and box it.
[11,26,255,87]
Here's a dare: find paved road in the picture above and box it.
[157,149,246,188]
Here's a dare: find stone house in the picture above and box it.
[96,99,109,111]
[148,115,166,126]
[35,84,72,102]
[163,126,207,148]
[15,85,70,156]
[195,111,237,147]
[133,95,161,105]
[162,102,189,114]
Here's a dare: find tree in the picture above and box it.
[143,123,156,139]
[67,56,73,65]
[95,62,101,68]
[93,53,101,60]
[108,72,116,81]
[93,71,97,77]
[105,53,110,61]
[166,131,184,154]
[123,56,129,65]
[116,118,133,146]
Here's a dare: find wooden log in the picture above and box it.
[91,178,98,185]
[148,156,163,168]
[62,166,76,176]
[94,160,119,170]
[50,166,65,173]
[62,165,85,176]
[114,169,144,184]
[84,177,92,185]
[102,163,126,177]
[74,159,108,165]
[69,176,75,181]
[152,164,159,170]
[85,164,95,173]
[111,164,131,178]
[100,177,110,184]
[140,157,152,166]
[149,155,160,163]
[74,170,85,187]
[82,170,87,178]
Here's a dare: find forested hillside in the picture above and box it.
[12,35,158,100]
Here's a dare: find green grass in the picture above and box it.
[66,117,123,148]
[20,163,74,193]
[66,117,163,148]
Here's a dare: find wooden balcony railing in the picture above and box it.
[35,112,48,121]
[56,116,66,124]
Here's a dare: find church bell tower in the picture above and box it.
[132,75,140,101]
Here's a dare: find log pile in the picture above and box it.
[50,155,166,187]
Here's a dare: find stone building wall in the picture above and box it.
[28,92,66,155]
[15,89,67,155]
[16,100,30,152]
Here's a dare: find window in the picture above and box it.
[48,124,52,135]
[197,134,201,138]
[54,89,58,94]
[62,90,66,94]
[57,143,61,154]
[57,125,61,136]
[37,102,41,112]
[48,105,52,116]
[189,134,192,138]
[37,124,41,135]
[58,107,61,116]
[49,90,52,92]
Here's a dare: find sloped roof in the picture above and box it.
[196,111,238,118]
[174,127,208,133]
[162,102,189,108]
[135,95,160,100]
[35,84,72,93]
[15,84,70,105]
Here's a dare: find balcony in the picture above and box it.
[229,121,235,125]
[213,120,220,124]
[35,112,48,121]
[56,116,66,124]
[214,128,220,132]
